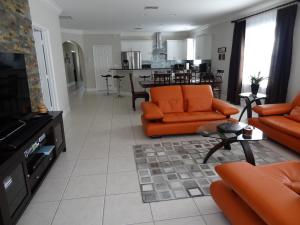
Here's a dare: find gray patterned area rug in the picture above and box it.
[133,138,287,203]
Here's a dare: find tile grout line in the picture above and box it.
[128,99,156,225]
[50,92,104,225]
[101,95,115,225]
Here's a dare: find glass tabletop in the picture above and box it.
[197,121,266,141]
[239,92,267,99]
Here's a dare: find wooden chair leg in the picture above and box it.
[132,97,136,111]
[145,95,149,102]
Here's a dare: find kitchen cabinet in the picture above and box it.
[121,40,153,61]
[167,40,187,60]
[195,35,212,60]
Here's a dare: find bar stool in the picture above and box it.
[101,74,112,95]
[113,75,125,97]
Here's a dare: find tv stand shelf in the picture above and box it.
[0,111,66,225]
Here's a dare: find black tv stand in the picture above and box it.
[0,111,66,225]
[0,120,27,142]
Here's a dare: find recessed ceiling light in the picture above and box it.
[168,13,177,16]
[59,15,73,20]
[144,6,159,10]
[134,27,143,30]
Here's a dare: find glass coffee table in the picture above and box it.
[198,121,266,165]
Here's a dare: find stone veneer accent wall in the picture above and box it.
[0,0,42,111]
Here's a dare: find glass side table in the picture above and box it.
[239,92,267,121]
[198,121,266,165]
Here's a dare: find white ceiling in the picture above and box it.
[55,0,286,32]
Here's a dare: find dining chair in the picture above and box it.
[129,73,149,111]
[154,73,171,86]
[174,73,192,84]
[213,70,224,99]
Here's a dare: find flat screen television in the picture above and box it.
[0,52,32,132]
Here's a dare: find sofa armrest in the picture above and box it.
[212,98,239,116]
[141,102,164,120]
[216,162,300,225]
[253,103,292,116]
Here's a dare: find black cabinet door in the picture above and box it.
[53,121,64,155]
[0,159,30,225]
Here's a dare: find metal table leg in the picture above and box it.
[240,141,256,165]
[203,141,226,164]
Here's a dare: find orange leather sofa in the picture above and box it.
[249,93,300,153]
[141,85,239,137]
[211,161,300,225]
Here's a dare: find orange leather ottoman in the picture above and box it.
[211,161,300,225]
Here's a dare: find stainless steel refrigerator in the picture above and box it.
[121,51,142,69]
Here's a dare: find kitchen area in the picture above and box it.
[109,32,213,93]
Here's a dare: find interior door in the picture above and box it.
[33,28,53,110]
[93,45,114,91]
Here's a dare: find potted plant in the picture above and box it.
[250,72,267,95]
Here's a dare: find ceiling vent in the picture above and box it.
[144,6,159,10]
[59,15,73,20]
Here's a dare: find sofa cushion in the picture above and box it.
[259,116,300,139]
[162,111,226,123]
[259,161,300,195]
[188,97,212,112]
[158,99,183,113]
[181,85,213,112]
[150,86,184,113]
[287,106,300,122]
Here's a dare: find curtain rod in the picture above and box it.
[231,0,299,23]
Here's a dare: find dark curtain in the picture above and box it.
[227,20,246,105]
[266,4,298,103]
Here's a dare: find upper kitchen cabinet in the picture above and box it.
[195,35,212,60]
[121,40,153,61]
[167,40,187,61]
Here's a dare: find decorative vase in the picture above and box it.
[251,84,259,95]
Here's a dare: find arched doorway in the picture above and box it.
[63,41,84,91]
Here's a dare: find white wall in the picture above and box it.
[28,0,70,114]
[191,22,234,99]
[194,10,300,102]
[288,9,300,101]
[82,34,122,90]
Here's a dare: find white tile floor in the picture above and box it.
[17,90,300,225]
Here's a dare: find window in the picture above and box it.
[242,11,277,93]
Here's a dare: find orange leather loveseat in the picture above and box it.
[249,93,300,153]
[141,85,239,137]
[211,161,300,225]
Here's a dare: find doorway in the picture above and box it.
[93,45,114,91]
[33,26,55,110]
[62,41,84,91]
